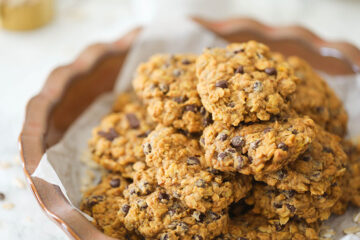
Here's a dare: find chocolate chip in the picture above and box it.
[275,223,284,231]
[138,181,152,195]
[286,204,296,213]
[302,155,312,161]
[87,195,104,208]
[236,156,245,170]
[218,152,228,161]
[316,106,325,113]
[310,171,321,181]
[182,59,191,65]
[137,199,148,210]
[284,190,295,198]
[231,136,245,148]
[277,169,287,179]
[137,130,151,138]
[265,67,277,75]
[122,204,130,215]
[233,49,244,54]
[158,192,170,202]
[178,222,189,231]
[184,104,198,112]
[250,140,261,149]
[143,143,152,155]
[173,96,188,103]
[159,83,169,94]
[207,168,221,175]
[129,188,137,195]
[187,156,200,165]
[200,107,207,115]
[273,202,282,208]
[323,147,333,153]
[195,179,206,188]
[192,211,205,222]
[226,102,235,108]
[226,148,236,153]
[192,235,203,240]
[234,66,244,74]
[278,142,289,151]
[126,114,140,129]
[203,114,213,127]
[160,233,169,240]
[292,129,298,134]
[215,80,228,88]
[208,211,220,220]
[263,127,272,133]
[253,81,263,92]
[109,178,120,188]
[173,69,182,77]
[0,193,5,201]
[98,128,118,141]
[218,133,228,141]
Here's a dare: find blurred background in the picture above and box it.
[1,0,360,239]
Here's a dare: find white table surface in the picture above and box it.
[1,0,360,239]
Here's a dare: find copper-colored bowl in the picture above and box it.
[19,18,360,240]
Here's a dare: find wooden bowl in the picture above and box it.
[19,18,360,240]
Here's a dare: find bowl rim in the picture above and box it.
[19,17,360,240]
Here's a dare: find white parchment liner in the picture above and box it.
[32,17,360,239]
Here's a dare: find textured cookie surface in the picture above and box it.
[246,181,343,224]
[118,169,229,240]
[89,93,155,178]
[255,125,347,195]
[288,56,348,136]
[201,117,316,175]
[196,41,298,126]
[133,54,212,133]
[80,174,136,239]
[143,125,252,213]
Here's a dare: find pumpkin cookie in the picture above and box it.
[255,125,347,195]
[143,125,252,213]
[80,174,136,239]
[196,41,298,126]
[246,181,343,224]
[118,169,229,240]
[89,93,155,178]
[133,54,212,133]
[201,117,316,175]
[288,56,348,136]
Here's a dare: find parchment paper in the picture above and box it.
[33,17,360,239]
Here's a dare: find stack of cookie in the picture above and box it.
[81,41,359,240]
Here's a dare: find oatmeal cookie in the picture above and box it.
[224,212,319,240]
[143,125,252,213]
[288,56,348,136]
[201,117,316,175]
[133,54,212,133]
[89,93,155,178]
[246,181,343,224]
[255,125,347,195]
[80,174,135,239]
[196,41,298,126]
[118,169,229,240]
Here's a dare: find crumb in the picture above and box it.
[2,203,14,210]
[0,162,11,169]
[0,193,5,201]
[25,216,32,222]
[13,177,26,189]
[343,226,360,234]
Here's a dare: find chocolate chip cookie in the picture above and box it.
[118,169,229,240]
[196,41,298,126]
[201,117,316,175]
[143,125,252,213]
[226,212,319,240]
[80,174,136,239]
[288,56,348,136]
[89,93,155,178]
[133,54,212,133]
[255,125,347,195]
[246,181,343,224]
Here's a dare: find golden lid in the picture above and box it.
[0,0,54,31]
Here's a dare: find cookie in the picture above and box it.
[225,212,319,240]
[196,41,298,126]
[288,56,348,136]
[246,181,343,224]
[133,54,212,133]
[201,117,316,175]
[80,174,136,239]
[255,125,347,195]
[89,93,155,178]
[118,169,229,240]
[143,125,252,213]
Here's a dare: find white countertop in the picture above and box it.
[1,0,360,239]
